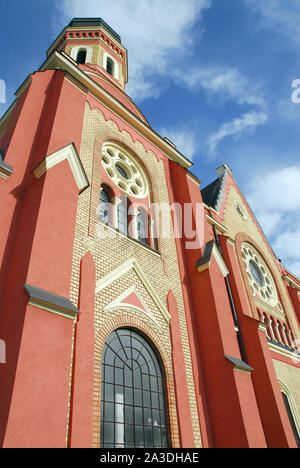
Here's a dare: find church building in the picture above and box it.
[0,17,299,448]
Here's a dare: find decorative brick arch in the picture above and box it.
[93,313,179,448]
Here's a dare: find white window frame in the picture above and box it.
[103,52,119,79]
[70,46,93,64]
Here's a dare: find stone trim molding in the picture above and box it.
[225,355,253,374]
[24,284,80,319]
[32,143,89,193]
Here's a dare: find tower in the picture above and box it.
[0,17,299,449]
[48,18,128,90]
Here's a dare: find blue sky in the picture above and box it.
[0,0,299,275]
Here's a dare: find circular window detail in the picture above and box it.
[241,242,278,306]
[235,201,248,220]
[101,144,148,198]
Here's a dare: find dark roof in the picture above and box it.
[201,177,222,209]
[68,18,121,44]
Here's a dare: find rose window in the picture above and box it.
[241,243,279,307]
[101,144,148,198]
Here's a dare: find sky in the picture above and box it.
[0,0,299,275]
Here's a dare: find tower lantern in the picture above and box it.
[47,17,128,90]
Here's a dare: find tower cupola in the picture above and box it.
[47,17,128,90]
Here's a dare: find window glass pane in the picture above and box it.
[124,367,133,387]
[125,386,133,405]
[105,384,114,402]
[118,200,128,234]
[133,368,142,388]
[134,389,142,406]
[144,408,152,426]
[104,422,114,443]
[150,376,158,392]
[135,426,144,446]
[142,374,150,390]
[125,425,134,445]
[137,211,148,245]
[104,402,114,422]
[134,406,143,425]
[125,405,133,424]
[107,58,114,76]
[115,368,123,385]
[103,348,114,366]
[143,390,151,407]
[77,49,87,64]
[104,365,114,384]
[100,189,110,224]
[152,393,159,409]
[153,427,161,445]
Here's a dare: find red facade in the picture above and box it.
[0,18,299,448]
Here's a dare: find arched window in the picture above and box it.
[137,209,148,245]
[118,197,129,235]
[76,49,87,64]
[282,392,300,448]
[100,188,111,225]
[100,328,169,448]
[106,57,114,76]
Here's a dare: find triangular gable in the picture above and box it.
[96,258,171,323]
[202,163,279,263]
[103,286,162,330]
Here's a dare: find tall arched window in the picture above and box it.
[100,188,111,225]
[118,197,129,235]
[106,57,115,76]
[137,209,148,245]
[100,328,169,448]
[76,49,87,64]
[282,392,300,448]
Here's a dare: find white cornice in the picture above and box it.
[283,274,300,291]
[206,214,228,234]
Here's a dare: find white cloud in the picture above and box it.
[159,126,197,160]
[55,0,211,101]
[207,111,268,154]
[245,0,300,46]
[247,166,300,214]
[246,166,300,277]
[176,66,265,107]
